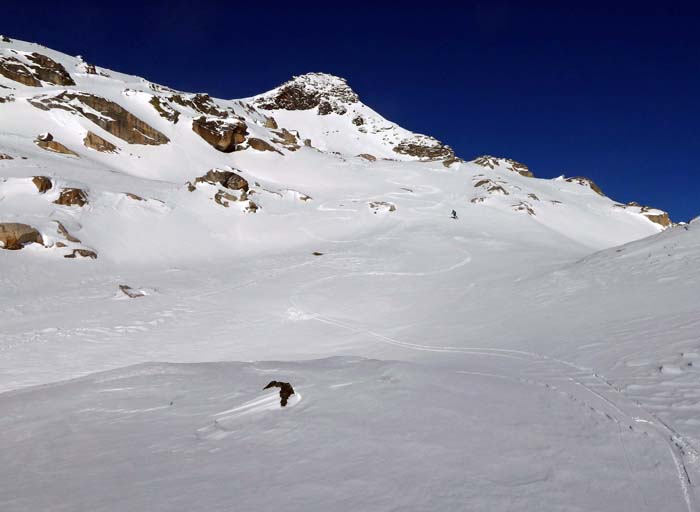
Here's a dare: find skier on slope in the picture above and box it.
[451,209,458,220]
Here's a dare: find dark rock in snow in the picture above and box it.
[263,381,295,407]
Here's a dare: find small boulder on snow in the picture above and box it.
[0,223,44,250]
[263,381,296,407]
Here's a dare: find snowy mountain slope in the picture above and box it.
[0,36,670,263]
[1,35,698,512]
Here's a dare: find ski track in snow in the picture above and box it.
[289,262,699,511]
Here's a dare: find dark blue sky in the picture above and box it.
[4,1,699,220]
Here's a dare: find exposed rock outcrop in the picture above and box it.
[64,248,97,259]
[192,169,249,192]
[191,116,247,152]
[149,96,180,123]
[0,56,42,86]
[248,138,282,154]
[35,133,78,156]
[32,176,53,193]
[0,223,43,250]
[25,53,75,86]
[357,153,377,161]
[473,178,509,195]
[271,128,301,151]
[0,53,75,86]
[393,136,456,161]
[472,155,534,177]
[83,131,119,153]
[643,210,672,228]
[54,187,88,207]
[29,92,169,145]
[565,176,604,196]
[0,152,14,160]
[255,73,359,115]
[171,93,228,118]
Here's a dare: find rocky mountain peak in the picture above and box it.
[254,72,359,115]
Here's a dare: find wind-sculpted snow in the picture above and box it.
[0,36,696,511]
[0,358,690,511]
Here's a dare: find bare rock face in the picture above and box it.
[0,93,15,103]
[149,96,180,123]
[35,133,78,156]
[83,131,119,153]
[64,248,97,259]
[170,93,228,118]
[0,56,42,86]
[643,211,672,228]
[271,128,301,151]
[255,73,359,115]
[393,135,457,162]
[263,116,278,129]
[565,176,604,196]
[192,117,247,152]
[0,53,75,87]
[54,187,88,207]
[263,381,295,407]
[0,223,43,250]
[32,176,53,193]
[248,138,282,154]
[472,155,534,177]
[25,53,75,86]
[29,92,169,145]
[357,153,377,161]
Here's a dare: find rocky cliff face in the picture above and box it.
[29,92,169,145]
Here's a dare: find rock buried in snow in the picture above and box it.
[191,169,249,192]
[54,188,88,207]
[83,131,119,153]
[35,133,78,156]
[32,176,53,193]
[64,248,97,259]
[263,381,295,407]
[0,223,44,250]
[119,284,144,298]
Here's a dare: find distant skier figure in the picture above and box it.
[263,380,295,407]
[451,209,458,220]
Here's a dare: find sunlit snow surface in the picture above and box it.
[1,37,699,511]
